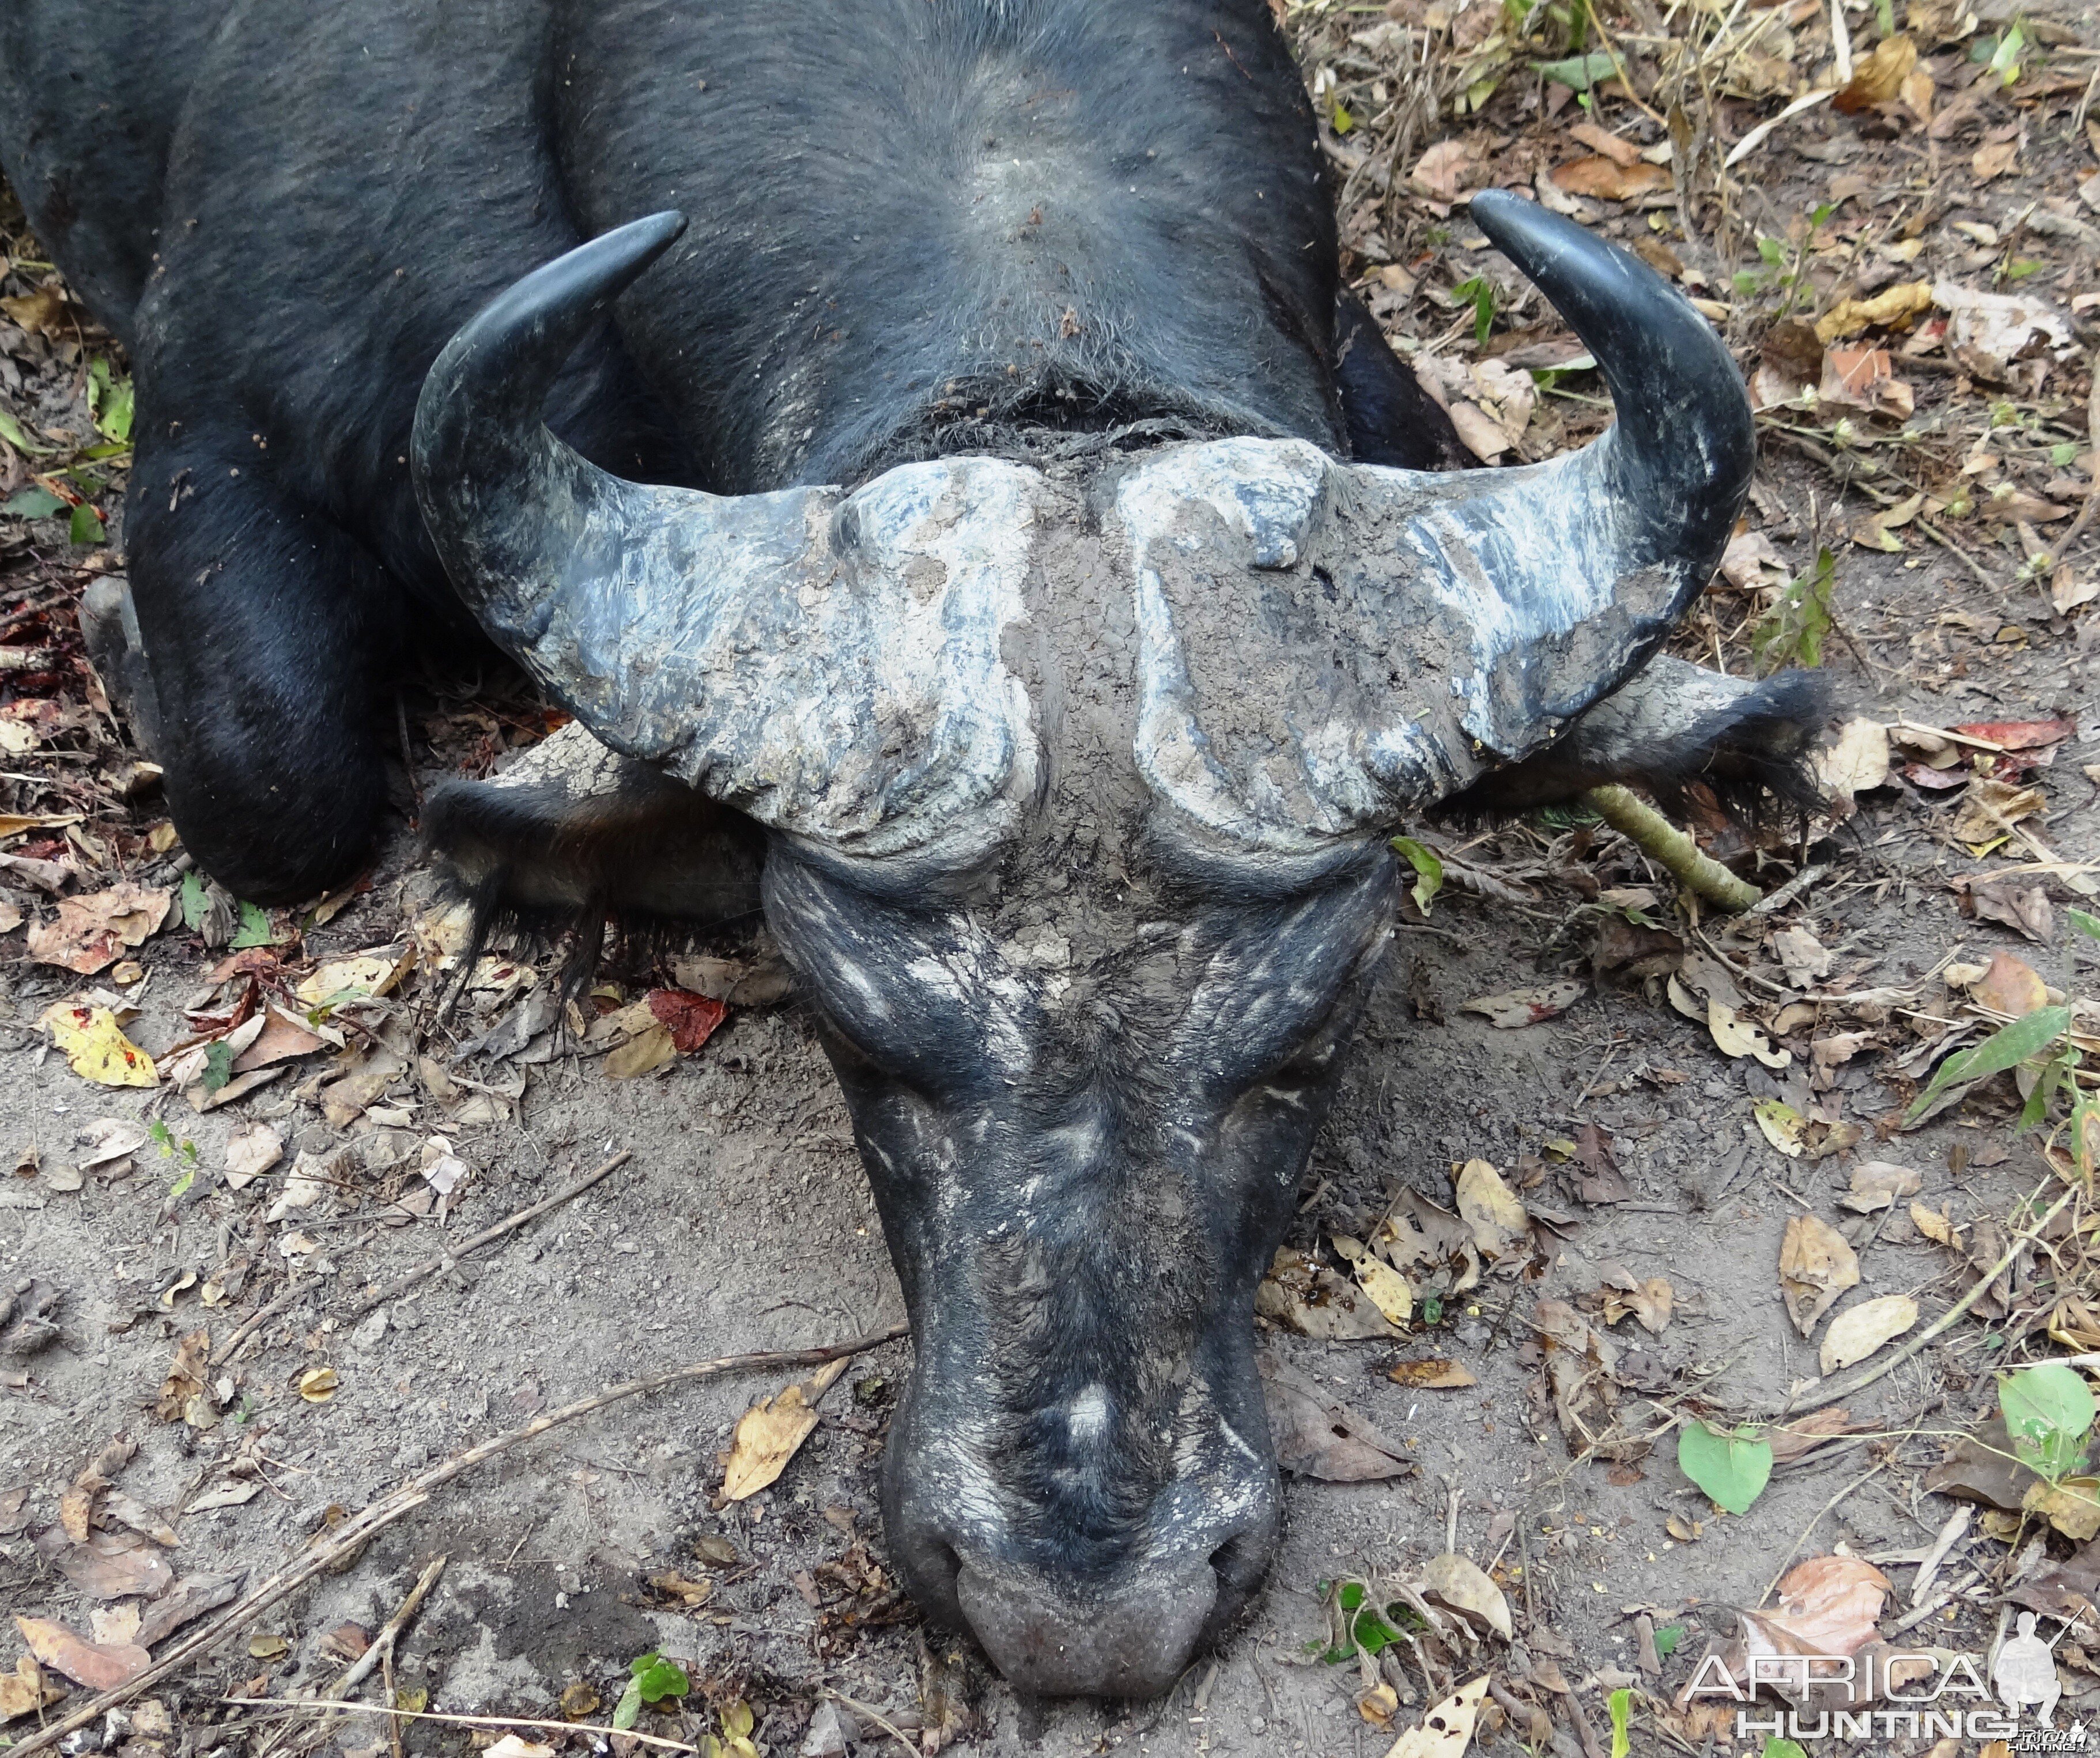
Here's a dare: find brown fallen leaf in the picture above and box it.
[1261,1358,1414,1482]
[25,884,171,976]
[0,1654,62,1722]
[1839,1160,1923,1213]
[2004,1541,2100,1624]
[1833,33,1918,111]
[1332,1236,1413,1328]
[134,1571,244,1648]
[1973,138,2018,180]
[1750,1555,1892,1655]
[224,1122,284,1189]
[1460,980,1585,1028]
[1258,1246,1402,1340]
[1453,1159,1529,1266]
[1969,878,2052,945]
[1818,1295,1919,1374]
[603,1023,677,1080]
[1973,949,2049,1016]
[1550,156,1671,200]
[153,1329,211,1425]
[1599,1265,1672,1334]
[1910,1200,1963,1248]
[1778,1213,1859,1336]
[1766,1408,1869,1464]
[1952,776,2044,848]
[2025,1477,2100,1544]
[1386,1358,1478,1390]
[1373,1192,1481,1300]
[14,1615,149,1691]
[1819,345,1913,418]
[720,1359,847,1501]
[647,986,728,1054]
[1533,1299,1621,1455]
[1566,120,1642,166]
[1924,1413,2038,1510]
[1380,1675,1489,1758]
[1418,1553,1513,1642]
[1409,139,1475,202]
[1707,998,1790,1069]
[35,1529,172,1600]
[1814,279,1932,343]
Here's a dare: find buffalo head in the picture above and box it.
[411,195,1821,1696]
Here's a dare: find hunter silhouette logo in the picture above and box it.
[1998,1612,2063,1727]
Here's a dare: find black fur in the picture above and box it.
[1433,668,1835,826]
[1,0,1466,901]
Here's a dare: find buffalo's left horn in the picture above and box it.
[1344,188,1755,762]
[411,214,1041,859]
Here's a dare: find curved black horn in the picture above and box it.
[1468,187,1752,580]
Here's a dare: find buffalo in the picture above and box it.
[1,0,1823,1698]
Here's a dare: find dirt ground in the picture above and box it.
[4,2,2100,1755]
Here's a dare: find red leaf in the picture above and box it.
[647,987,728,1055]
[1949,718,2076,751]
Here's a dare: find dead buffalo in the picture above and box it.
[1,0,1822,1697]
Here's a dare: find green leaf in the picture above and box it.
[1762,1740,1808,1758]
[1391,837,1444,916]
[1422,1293,1444,1325]
[1678,1420,1773,1515]
[168,1167,195,1201]
[1451,275,1497,348]
[180,870,209,930]
[1532,50,1616,89]
[1609,1687,1632,1758]
[1339,1581,1365,1612]
[3,486,66,520]
[1353,1609,1400,1655]
[2000,1364,2096,1483]
[2069,909,2100,942]
[2004,259,2043,281]
[88,360,134,444]
[201,1039,235,1095]
[629,1652,689,1706]
[1986,21,2023,84]
[231,901,274,949]
[0,409,56,455]
[1332,100,1355,134]
[1653,1623,1684,1658]
[69,502,104,546]
[1750,546,1834,676]
[1904,1006,2071,1125]
[611,1682,643,1732]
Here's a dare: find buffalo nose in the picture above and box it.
[955,1559,1217,1699]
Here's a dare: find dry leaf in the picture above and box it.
[1755,1097,1808,1157]
[720,1364,845,1500]
[1970,879,2052,945]
[224,1123,284,1189]
[1910,1201,1963,1248]
[1259,1246,1402,1339]
[1410,139,1475,201]
[1816,718,1891,799]
[1772,927,1833,987]
[1534,1299,1621,1454]
[298,1367,339,1402]
[1600,1266,1674,1334]
[1840,1161,1923,1213]
[1819,345,1913,417]
[1819,1295,1919,1374]
[1263,1359,1415,1482]
[1334,1236,1414,1327]
[1767,1408,1869,1463]
[74,1119,148,1172]
[1778,1214,1860,1335]
[2025,1478,2100,1544]
[1709,998,1791,1069]
[296,949,411,1005]
[24,885,169,976]
[0,1654,60,1722]
[1833,33,1918,111]
[1973,138,2018,180]
[153,1330,210,1424]
[1550,156,1671,200]
[1953,777,2045,847]
[1974,949,2048,1017]
[1460,980,1585,1028]
[1815,279,1932,343]
[603,1023,677,1080]
[1453,1159,1529,1264]
[1418,1554,1513,1641]
[14,1616,149,1691]
[1744,1555,1891,1659]
[1374,1193,1481,1300]
[1935,281,2076,361]
[1387,1359,1478,1389]
[1380,1674,1489,1758]
[39,1003,157,1088]
[1568,121,1642,165]
[41,1531,172,1601]
[647,986,728,1054]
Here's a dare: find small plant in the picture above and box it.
[1449,275,1497,348]
[613,1651,690,1730]
[1390,836,1443,916]
[1999,1364,2095,1487]
[1609,1687,1633,1758]
[1904,1005,2073,1127]
[1749,546,1835,676]
[1318,1579,1429,1663]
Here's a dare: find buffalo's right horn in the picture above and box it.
[411,214,1041,863]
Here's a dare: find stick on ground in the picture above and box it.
[11,1321,909,1758]
[1582,784,1762,912]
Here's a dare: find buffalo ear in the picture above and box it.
[422,722,766,978]
[1432,660,1834,824]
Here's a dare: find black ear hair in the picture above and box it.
[1332,287,1474,473]
[1432,666,1836,827]
[421,742,768,1005]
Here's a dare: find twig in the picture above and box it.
[1911,1504,1973,1608]
[1758,1461,1890,1604]
[214,1699,696,1755]
[1582,784,1760,911]
[1783,1178,2077,1416]
[821,1689,920,1758]
[217,1283,316,1365]
[342,1150,631,1322]
[10,1321,910,1757]
[1886,1568,1981,1637]
[332,1554,446,1697]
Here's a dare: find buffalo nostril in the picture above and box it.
[955,1560,1217,1699]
